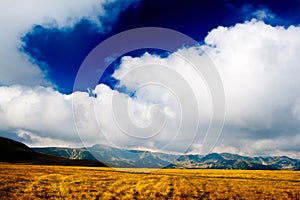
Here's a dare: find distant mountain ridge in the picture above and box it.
[1,136,298,170]
[34,144,300,170]
[0,136,106,167]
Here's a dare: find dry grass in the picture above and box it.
[0,163,299,199]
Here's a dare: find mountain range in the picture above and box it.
[33,143,300,170]
[1,136,299,170]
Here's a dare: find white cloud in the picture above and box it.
[203,20,300,157]
[109,52,214,152]
[214,134,300,159]
[0,85,77,144]
[1,19,300,158]
[104,20,300,157]
[0,0,137,87]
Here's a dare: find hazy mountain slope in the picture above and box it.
[34,145,176,168]
[33,147,96,160]
[0,136,106,167]
[33,144,300,170]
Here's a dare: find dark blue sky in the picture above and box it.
[21,0,300,94]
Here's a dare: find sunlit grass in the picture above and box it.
[0,163,299,199]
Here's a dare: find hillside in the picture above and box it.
[0,136,106,167]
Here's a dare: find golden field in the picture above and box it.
[0,163,299,200]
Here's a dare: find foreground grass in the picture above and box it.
[0,163,299,199]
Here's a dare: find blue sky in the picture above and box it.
[1,0,300,158]
[20,0,300,94]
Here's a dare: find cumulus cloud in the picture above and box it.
[72,54,211,153]
[1,18,300,158]
[203,20,300,157]
[0,0,138,87]
[0,85,77,146]
[0,79,208,153]
[0,49,214,153]
[98,20,300,157]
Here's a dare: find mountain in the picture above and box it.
[32,147,96,160]
[34,144,176,168]
[34,145,300,170]
[4,136,298,169]
[0,136,106,167]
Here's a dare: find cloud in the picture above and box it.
[241,4,276,22]
[0,85,78,146]
[251,9,276,22]
[74,55,212,152]
[0,0,138,87]
[235,3,289,26]
[103,19,300,157]
[203,20,300,157]
[91,53,213,153]
[1,19,300,158]
[0,59,213,153]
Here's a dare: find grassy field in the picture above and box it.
[0,163,299,199]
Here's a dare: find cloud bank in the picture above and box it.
[1,18,300,158]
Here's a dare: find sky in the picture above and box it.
[1,0,300,158]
